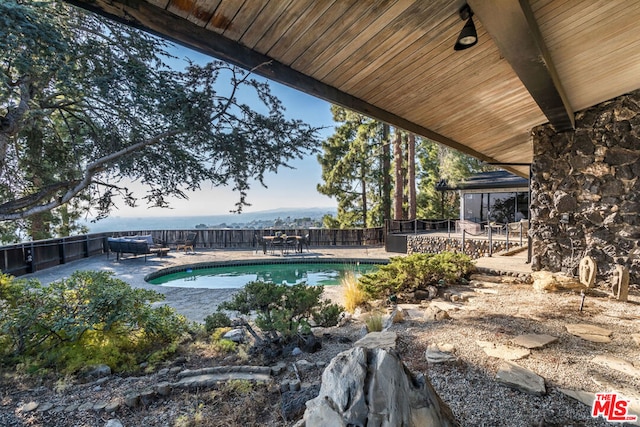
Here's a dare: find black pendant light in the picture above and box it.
[454,4,478,51]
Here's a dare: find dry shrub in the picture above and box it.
[172,382,280,426]
[365,312,384,332]
[342,270,367,313]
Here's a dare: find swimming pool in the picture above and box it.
[146,260,383,289]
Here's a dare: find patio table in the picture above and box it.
[262,235,303,254]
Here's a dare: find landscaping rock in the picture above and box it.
[591,355,640,378]
[156,382,171,396]
[423,305,450,322]
[476,341,531,360]
[303,347,457,426]
[36,402,53,412]
[353,331,397,350]
[93,400,109,412]
[495,361,546,395]
[295,360,315,373]
[281,383,320,421]
[566,324,612,343]
[105,400,121,413]
[78,402,94,411]
[425,343,458,363]
[222,328,245,343]
[511,334,558,349]
[84,364,112,380]
[124,393,140,408]
[558,388,595,408]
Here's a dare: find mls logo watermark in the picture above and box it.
[592,392,638,423]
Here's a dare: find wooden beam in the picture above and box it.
[469,0,574,131]
[64,0,514,170]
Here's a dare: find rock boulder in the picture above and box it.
[302,347,457,426]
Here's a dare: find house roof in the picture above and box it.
[66,0,640,178]
[437,170,529,191]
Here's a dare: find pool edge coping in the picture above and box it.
[144,257,389,283]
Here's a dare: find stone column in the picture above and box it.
[530,90,640,285]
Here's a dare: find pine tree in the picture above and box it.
[317,106,386,228]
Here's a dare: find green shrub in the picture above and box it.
[311,300,342,327]
[218,281,343,345]
[0,271,191,374]
[204,312,232,333]
[358,252,473,299]
[213,339,237,353]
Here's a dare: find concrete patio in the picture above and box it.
[22,245,531,323]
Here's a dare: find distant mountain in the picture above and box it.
[80,207,337,233]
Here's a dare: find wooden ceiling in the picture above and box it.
[66,0,640,177]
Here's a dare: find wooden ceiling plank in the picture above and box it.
[239,0,294,50]
[265,0,337,60]
[205,0,244,34]
[185,0,222,27]
[219,0,268,41]
[253,0,315,54]
[540,2,628,41]
[468,0,574,132]
[371,49,508,114]
[354,14,465,102]
[327,1,450,90]
[341,3,458,96]
[291,1,388,75]
[277,1,353,66]
[311,1,416,81]
[166,0,195,19]
[148,0,170,7]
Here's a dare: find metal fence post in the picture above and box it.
[488,225,493,257]
[505,225,509,251]
[520,222,524,247]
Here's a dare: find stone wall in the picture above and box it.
[530,90,640,285]
[407,235,519,259]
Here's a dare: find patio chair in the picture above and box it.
[255,234,266,254]
[269,236,284,255]
[175,232,198,253]
[301,233,310,252]
[284,236,298,255]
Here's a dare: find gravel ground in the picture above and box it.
[392,279,640,427]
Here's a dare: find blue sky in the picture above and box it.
[114,44,337,217]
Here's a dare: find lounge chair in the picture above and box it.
[175,232,198,253]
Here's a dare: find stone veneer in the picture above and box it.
[530,90,640,285]
[407,235,520,259]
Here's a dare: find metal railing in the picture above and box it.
[386,219,457,235]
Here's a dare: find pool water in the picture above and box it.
[148,262,380,289]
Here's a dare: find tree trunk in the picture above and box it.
[382,124,392,224]
[407,133,416,220]
[361,165,368,227]
[393,129,404,220]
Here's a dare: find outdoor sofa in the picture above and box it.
[107,235,161,261]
